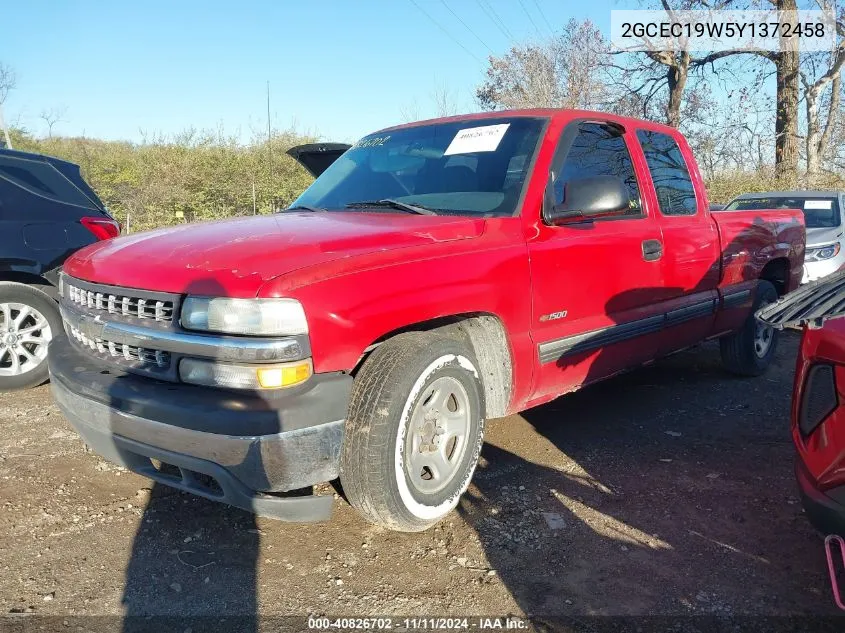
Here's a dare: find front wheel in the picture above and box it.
[339,332,485,532]
[720,280,779,377]
[0,282,61,391]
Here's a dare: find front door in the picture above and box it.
[527,120,665,403]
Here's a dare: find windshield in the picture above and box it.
[726,196,841,229]
[289,117,546,217]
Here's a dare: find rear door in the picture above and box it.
[527,120,665,401]
[634,129,721,354]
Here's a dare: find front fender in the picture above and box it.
[257,229,535,411]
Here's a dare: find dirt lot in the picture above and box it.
[0,332,840,625]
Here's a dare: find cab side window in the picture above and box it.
[636,130,698,216]
[554,123,642,219]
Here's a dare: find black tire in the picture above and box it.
[0,282,62,391]
[720,280,779,377]
[339,332,485,532]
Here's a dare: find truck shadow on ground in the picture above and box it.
[121,485,259,632]
[108,276,262,632]
[457,333,836,620]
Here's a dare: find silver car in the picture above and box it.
[726,190,845,284]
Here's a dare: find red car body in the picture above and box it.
[757,271,845,535]
[51,109,806,522]
[794,320,845,535]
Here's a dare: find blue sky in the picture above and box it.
[2,0,613,143]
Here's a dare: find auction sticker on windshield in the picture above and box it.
[444,123,509,156]
[805,200,833,209]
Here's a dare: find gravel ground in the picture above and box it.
[0,332,840,625]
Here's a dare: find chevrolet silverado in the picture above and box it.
[48,110,805,531]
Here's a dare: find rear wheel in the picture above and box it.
[720,280,779,376]
[339,332,485,532]
[0,282,61,391]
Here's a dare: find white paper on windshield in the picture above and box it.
[444,123,510,156]
[804,200,833,209]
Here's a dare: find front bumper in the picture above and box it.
[796,458,845,537]
[48,335,352,522]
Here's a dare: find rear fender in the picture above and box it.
[713,211,805,288]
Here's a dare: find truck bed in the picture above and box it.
[711,208,805,291]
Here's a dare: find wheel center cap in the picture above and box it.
[418,413,443,453]
[4,333,17,346]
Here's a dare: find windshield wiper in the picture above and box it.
[345,199,438,216]
[286,205,327,212]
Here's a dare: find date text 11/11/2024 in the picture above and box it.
[306,616,530,630]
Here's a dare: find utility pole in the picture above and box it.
[266,80,273,211]
[0,102,12,149]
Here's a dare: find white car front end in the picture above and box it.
[803,218,845,283]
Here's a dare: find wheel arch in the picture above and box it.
[354,312,514,419]
[760,257,790,296]
[0,268,58,301]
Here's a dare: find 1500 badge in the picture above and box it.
[540,310,568,322]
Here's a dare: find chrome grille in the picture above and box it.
[66,283,174,322]
[68,325,171,369]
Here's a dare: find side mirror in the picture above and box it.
[545,176,632,225]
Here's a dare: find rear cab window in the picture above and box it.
[636,130,698,216]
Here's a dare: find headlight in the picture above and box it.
[180,297,308,336]
[179,357,313,390]
[807,243,841,262]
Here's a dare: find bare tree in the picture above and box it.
[611,0,808,181]
[431,83,460,117]
[476,19,611,111]
[0,62,16,148]
[39,105,68,139]
[826,88,845,171]
[398,101,422,123]
[0,62,15,105]
[610,1,750,128]
[802,3,845,179]
[685,82,776,178]
[751,0,801,180]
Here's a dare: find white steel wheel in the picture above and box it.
[340,332,485,532]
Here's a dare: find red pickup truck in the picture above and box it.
[48,110,805,531]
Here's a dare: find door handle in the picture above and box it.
[642,239,663,261]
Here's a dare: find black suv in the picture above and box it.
[0,148,119,390]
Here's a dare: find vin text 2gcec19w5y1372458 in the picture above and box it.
[48,110,805,531]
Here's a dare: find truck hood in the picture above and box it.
[806,225,843,247]
[64,212,485,296]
